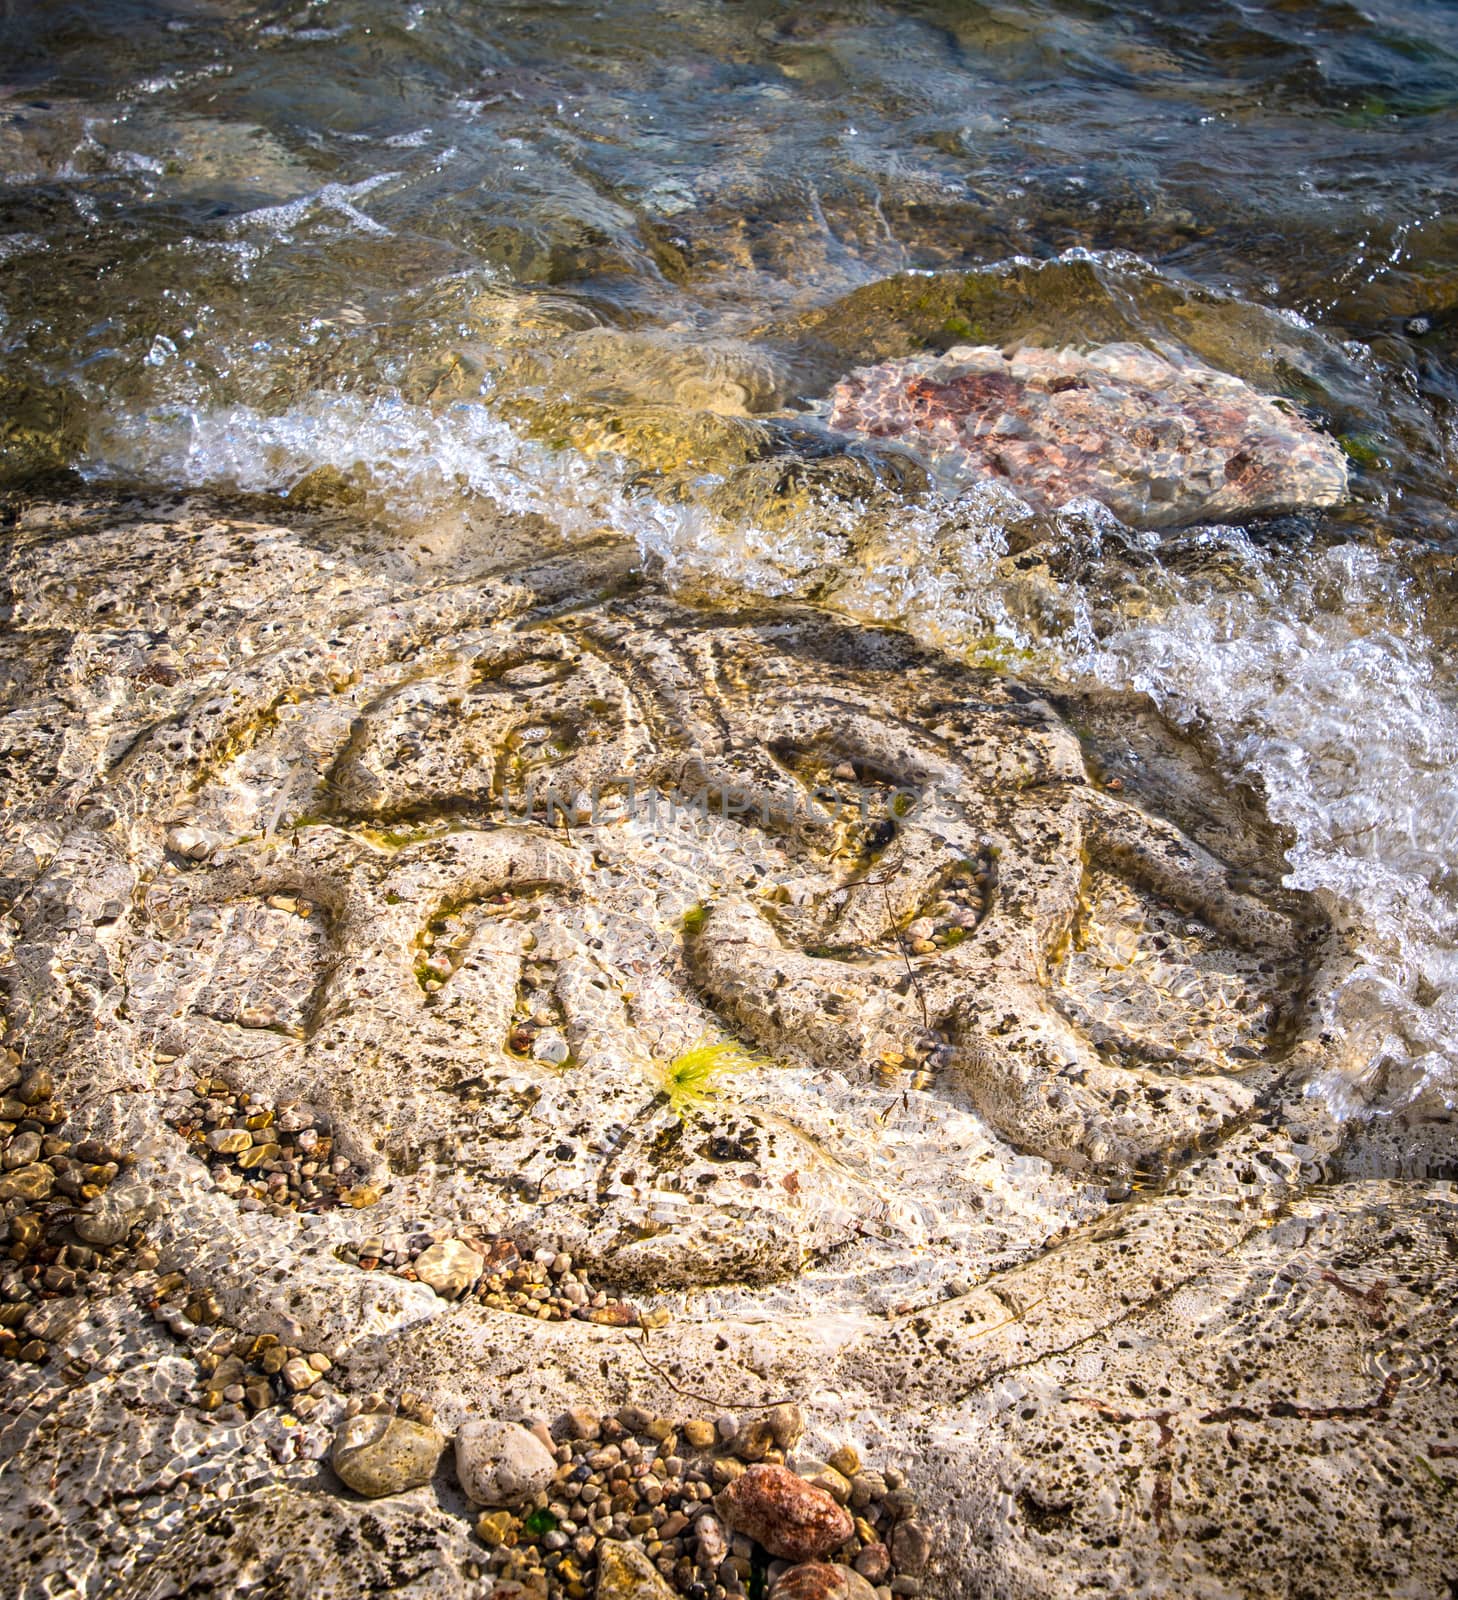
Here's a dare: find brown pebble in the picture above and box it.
[853,1543,892,1584]
[769,1563,880,1600]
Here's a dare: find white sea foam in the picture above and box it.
[1079,539,1458,1117]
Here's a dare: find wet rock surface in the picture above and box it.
[0,496,1454,1598]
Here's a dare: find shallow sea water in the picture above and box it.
[2,0,1457,1126]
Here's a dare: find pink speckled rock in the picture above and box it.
[827,342,1348,529]
[716,1464,854,1563]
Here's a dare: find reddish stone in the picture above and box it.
[827,342,1348,530]
[585,1302,640,1326]
[716,1464,853,1562]
[769,1562,879,1600]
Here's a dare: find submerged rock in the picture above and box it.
[827,342,1349,527]
[0,497,1453,1600]
[412,1238,484,1299]
[330,1413,445,1497]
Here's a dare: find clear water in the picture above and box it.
[3,0,1458,1121]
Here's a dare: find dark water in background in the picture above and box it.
[2,0,1458,1117]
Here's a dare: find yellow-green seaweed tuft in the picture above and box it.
[658,1036,764,1114]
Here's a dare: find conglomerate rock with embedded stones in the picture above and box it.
[826,343,1349,527]
[0,496,1453,1600]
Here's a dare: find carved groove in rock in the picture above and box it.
[1,502,1452,1600]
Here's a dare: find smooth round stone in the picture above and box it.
[3,1130,41,1168]
[330,1412,444,1497]
[0,1163,54,1203]
[852,1543,891,1584]
[889,1520,932,1573]
[766,1404,805,1451]
[454,1418,556,1506]
[412,1237,484,1299]
[73,1195,131,1246]
[531,1031,570,1065]
[794,1461,851,1506]
[206,1127,253,1154]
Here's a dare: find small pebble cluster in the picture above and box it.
[506,965,572,1069]
[340,1232,661,1329]
[0,1052,139,1367]
[418,896,575,1065]
[451,1403,929,1600]
[148,1272,339,1421]
[170,1078,380,1214]
[896,852,994,956]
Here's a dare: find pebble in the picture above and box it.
[888,1522,931,1574]
[2,1130,41,1168]
[731,1419,776,1462]
[165,824,224,862]
[331,1413,444,1497]
[413,1238,486,1299]
[282,1356,317,1392]
[716,1465,854,1563]
[455,1418,557,1506]
[770,1563,880,1600]
[531,1031,570,1066]
[18,1068,52,1104]
[695,1514,729,1568]
[797,1461,852,1506]
[595,1540,677,1599]
[767,1404,805,1451]
[559,1405,602,1442]
[0,1163,55,1202]
[74,1195,132,1247]
[853,1545,891,1584]
[849,1472,887,1510]
[476,1509,519,1548]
